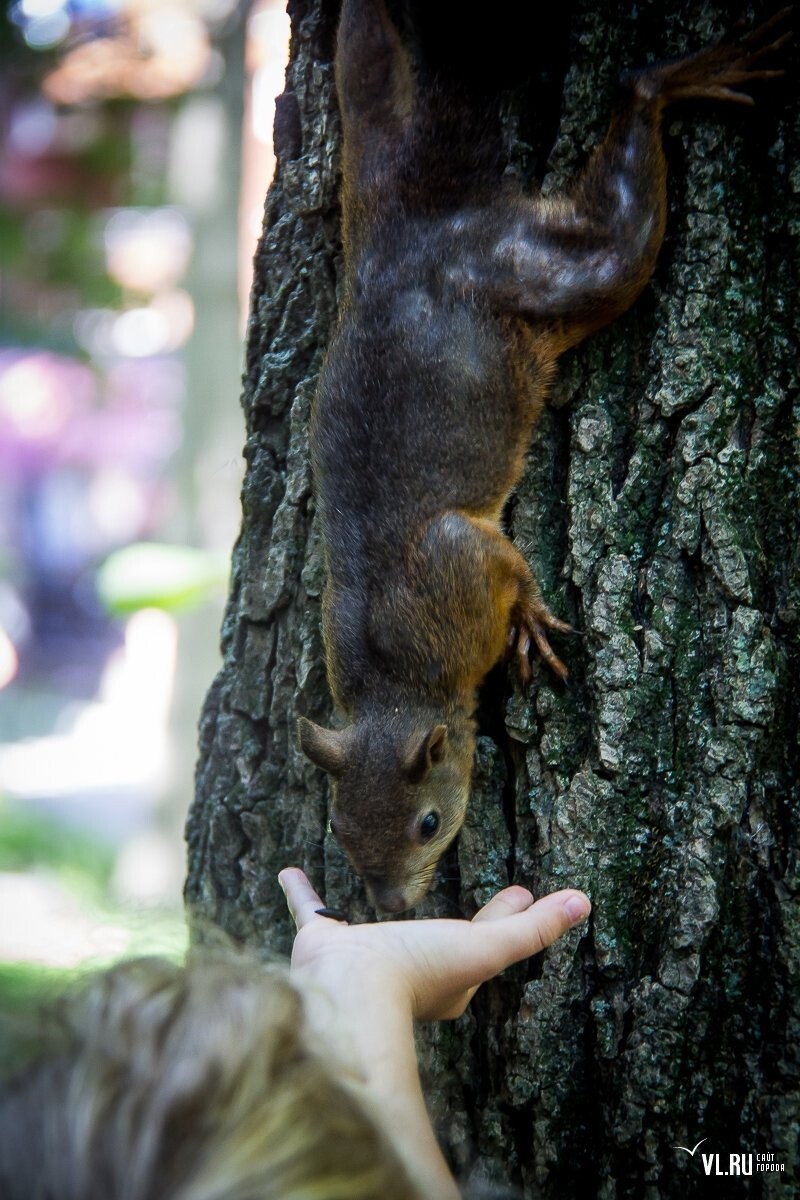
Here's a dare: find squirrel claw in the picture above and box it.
[635,8,792,107]
[515,630,533,685]
[530,621,569,682]
[512,601,571,683]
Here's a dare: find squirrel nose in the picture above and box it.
[364,873,409,914]
[375,889,409,914]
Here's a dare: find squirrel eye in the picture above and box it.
[420,811,439,840]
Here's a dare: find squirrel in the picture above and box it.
[297,0,788,913]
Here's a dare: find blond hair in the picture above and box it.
[0,948,420,1200]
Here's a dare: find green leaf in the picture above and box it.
[97,543,228,615]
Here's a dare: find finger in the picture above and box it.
[461,890,534,1012]
[471,885,534,925]
[278,867,328,930]
[435,888,585,1016]
[401,890,590,1020]
[473,888,591,979]
[460,888,585,1008]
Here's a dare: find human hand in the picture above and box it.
[279,867,590,1020]
[280,869,590,1199]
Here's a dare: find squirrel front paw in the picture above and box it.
[510,599,572,684]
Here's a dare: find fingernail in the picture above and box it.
[564,895,591,927]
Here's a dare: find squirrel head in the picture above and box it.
[297,705,476,912]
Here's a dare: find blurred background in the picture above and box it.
[0,0,290,1006]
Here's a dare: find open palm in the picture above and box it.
[280,867,591,1020]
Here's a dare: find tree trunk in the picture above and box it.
[185,2,799,1196]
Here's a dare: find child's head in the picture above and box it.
[0,947,419,1200]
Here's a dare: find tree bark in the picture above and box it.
[185,2,799,1196]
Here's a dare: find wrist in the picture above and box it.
[292,958,458,1199]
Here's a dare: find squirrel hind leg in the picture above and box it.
[336,0,414,158]
[627,9,791,108]
[463,514,573,684]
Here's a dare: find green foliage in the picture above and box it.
[0,798,114,900]
[97,542,229,615]
[0,800,187,1072]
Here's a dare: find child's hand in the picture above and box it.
[280,868,590,1199]
[279,867,590,1020]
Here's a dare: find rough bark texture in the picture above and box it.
[186,2,799,1196]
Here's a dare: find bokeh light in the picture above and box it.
[0,0,291,977]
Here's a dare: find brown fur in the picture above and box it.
[300,0,787,911]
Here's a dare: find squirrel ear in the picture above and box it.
[297,717,348,777]
[404,724,448,782]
